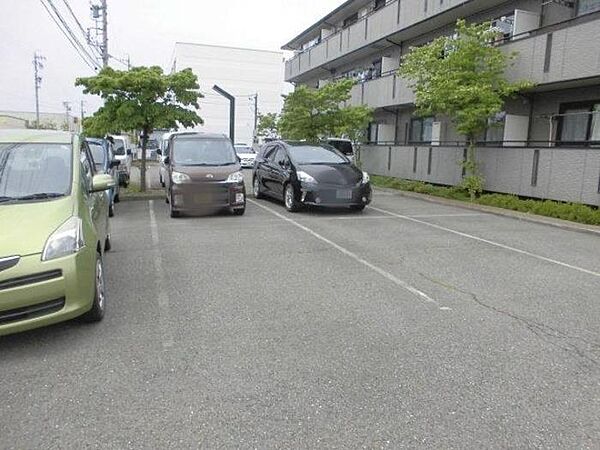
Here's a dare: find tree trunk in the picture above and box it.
[467,137,476,177]
[140,128,148,193]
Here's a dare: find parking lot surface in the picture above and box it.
[2,173,600,448]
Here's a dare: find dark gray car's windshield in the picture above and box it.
[88,142,106,171]
[288,145,349,165]
[173,139,237,166]
[0,143,72,202]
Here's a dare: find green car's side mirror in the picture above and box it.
[91,173,116,192]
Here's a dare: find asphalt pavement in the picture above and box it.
[1,171,600,448]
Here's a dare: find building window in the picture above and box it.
[491,15,514,41]
[557,102,600,145]
[343,13,358,28]
[485,112,506,144]
[409,117,433,143]
[578,0,600,15]
[374,0,386,11]
[368,122,379,143]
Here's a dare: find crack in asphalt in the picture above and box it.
[417,271,600,368]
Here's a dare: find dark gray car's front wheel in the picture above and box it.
[284,184,300,212]
[253,176,264,199]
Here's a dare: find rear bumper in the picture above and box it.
[300,182,372,208]
[0,248,96,336]
[171,181,246,212]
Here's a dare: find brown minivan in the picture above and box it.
[162,132,246,217]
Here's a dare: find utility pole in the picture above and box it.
[253,93,259,143]
[63,101,72,131]
[33,52,45,129]
[89,1,108,67]
[126,54,131,70]
[101,0,108,67]
[80,100,85,132]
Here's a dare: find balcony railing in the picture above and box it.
[322,13,600,111]
[285,0,468,81]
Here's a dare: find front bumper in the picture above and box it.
[299,182,372,207]
[0,248,96,336]
[171,181,246,212]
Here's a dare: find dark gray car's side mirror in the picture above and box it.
[126,149,132,156]
[110,159,121,168]
[157,149,162,155]
[164,156,170,165]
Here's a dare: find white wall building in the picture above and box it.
[172,42,288,145]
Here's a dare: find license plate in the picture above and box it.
[336,189,352,199]
[194,193,212,203]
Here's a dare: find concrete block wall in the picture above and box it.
[361,145,600,206]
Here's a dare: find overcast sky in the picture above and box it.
[0,0,341,116]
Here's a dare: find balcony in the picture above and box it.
[338,14,600,111]
[284,0,507,82]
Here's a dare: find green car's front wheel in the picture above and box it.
[81,252,106,323]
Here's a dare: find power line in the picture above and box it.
[39,0,99,71]
[46,0,100,67]
[61,0,103,59]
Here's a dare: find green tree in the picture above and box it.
[76,66,203,191]
[257,112,280,139]
[399,19,533,199]
[278,79,372,142]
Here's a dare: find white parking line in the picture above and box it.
[248,199,445,309]
[304,213,484,221]
[370,205,600,279]
[149,200,175,349]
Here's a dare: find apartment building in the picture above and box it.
[282,0,600,205]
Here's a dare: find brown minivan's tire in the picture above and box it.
[104,234,112,252]
[169,198,180,218]
[233,207,245,216]
[81,252,106,323]
[350,205,366,212]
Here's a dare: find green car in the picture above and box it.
[0,130,115,336]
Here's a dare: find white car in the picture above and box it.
[109,135,133,186]
[234,144,257,168]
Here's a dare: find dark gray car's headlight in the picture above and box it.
[361,171,370,184]
[297,171,317,184]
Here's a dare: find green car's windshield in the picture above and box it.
[0,143,72,202]
[173,138,237,166]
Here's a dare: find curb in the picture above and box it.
[373,186,600,237]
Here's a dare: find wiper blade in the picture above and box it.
[14,193,65,201]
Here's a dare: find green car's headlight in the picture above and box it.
[42,217,84,261]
